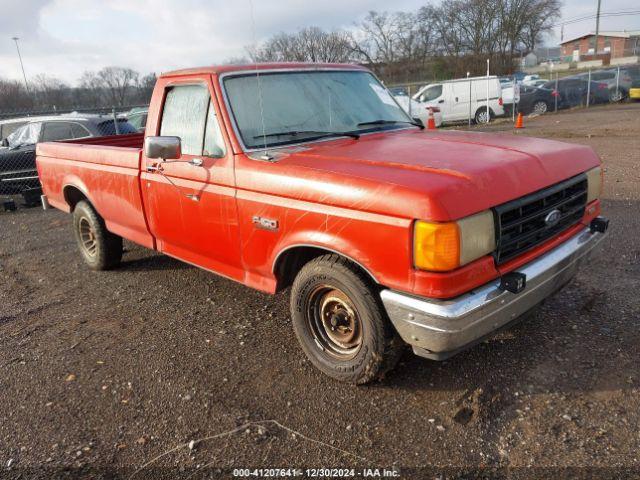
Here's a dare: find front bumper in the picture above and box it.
[380,223,608,360]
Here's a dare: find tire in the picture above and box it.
[72,200,122,270]
[532,100,548,115]
[474,107,491,124]
[609,89,626,103]
[290,254,404,384]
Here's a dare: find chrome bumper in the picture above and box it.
[381,225,608,360]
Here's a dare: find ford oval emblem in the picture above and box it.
[545,209,562,227]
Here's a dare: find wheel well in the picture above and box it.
[63,186,88,211]
[475,106,495,117]
[273,246,377,292]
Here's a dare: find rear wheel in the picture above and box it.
[532,100,548,115]
[609,89,625,102]
[290,254,403,384]
[72,201,122,270]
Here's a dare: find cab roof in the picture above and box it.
[161,62,369,78]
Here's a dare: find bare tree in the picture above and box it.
[0,79,32,112]
[519,0,561,51]
[252,27,356,63]
[79,67,139,106]
[99,67,139,105]
[31,74,70,110]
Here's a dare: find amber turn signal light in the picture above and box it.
[414,221,460,272]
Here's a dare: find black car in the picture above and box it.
[542,78,609,109]
[0,115,137,202]
[0,118,29,142]
[123,107,149,132]
[515,85,556,115]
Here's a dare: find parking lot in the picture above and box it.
[1,102,639,478]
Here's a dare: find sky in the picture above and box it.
[1,0,639,85]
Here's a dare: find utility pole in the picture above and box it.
[593,0,602,56]
[12,37,29,93]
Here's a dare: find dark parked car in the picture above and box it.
[0,115,137,202]
[388,86,409,97]
[0,118,29,142]
[123,107,148,132]
[542,78,609,109]
[515,85,556,115]
[571,69,633,102]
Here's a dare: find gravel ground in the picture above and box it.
[1,102,639,479]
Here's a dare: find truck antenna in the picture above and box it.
[248,0,272,161]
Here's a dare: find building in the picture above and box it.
[521,52,538,68]
[533,47,562,62]
[560,31,640,60]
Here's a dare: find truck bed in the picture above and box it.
[36,133,154,248]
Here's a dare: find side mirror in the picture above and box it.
[1,138,8,148]
[144,136,181,160]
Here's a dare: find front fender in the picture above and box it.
[270,229,380,284]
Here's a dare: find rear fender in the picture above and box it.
[62,177,95,213]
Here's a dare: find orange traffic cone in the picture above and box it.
[515,112,524,129]
[427,108,436,130]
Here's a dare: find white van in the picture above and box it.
[413,76,504,124]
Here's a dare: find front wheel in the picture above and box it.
[290,254,403,384]
[532,100,548,115]
[72,201,122,270]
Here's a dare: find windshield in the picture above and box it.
[223,70,412,149]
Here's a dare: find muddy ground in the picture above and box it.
[1,102,639,479]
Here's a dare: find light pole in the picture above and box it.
[593,0,602,56]
[12,36,29,93]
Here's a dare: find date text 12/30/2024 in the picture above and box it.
[232,468,401,478]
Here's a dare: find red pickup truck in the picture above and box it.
[36,63,609,384]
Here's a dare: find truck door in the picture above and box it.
[140,79,244,282]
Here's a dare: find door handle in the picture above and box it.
[146,163,162,173]
[455,97,459,102]
[438,99,445,104]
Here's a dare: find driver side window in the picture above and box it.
[160,85,226,157]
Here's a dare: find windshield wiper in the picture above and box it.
[253,130,360,140]
[357,119,425,130]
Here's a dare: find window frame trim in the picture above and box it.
[203,99,226,158]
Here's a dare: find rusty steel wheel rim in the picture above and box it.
[78,217,97,257]
[307,285,362,359]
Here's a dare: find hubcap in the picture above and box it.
[534,101,547,114]
[78,217,97,257]
[307,286,362,359]
[610,91,623,102]
[477,111,489,124]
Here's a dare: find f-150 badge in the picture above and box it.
[252,215,279,231]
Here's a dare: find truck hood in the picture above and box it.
[272,128,600,221]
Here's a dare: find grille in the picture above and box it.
[494,174,588,264]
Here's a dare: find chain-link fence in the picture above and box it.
[1,106,147,210]
[387,61,640,128]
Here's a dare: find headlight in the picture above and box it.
[414,210,495,272]
[586,166,602,204]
